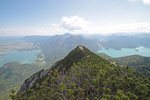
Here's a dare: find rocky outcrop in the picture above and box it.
[19,63,57,93]
[20,69,47,93]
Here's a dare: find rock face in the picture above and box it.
[78,45,84,52]
[19,45,87,93]
[19,61,58,93]
[20,69,49,93]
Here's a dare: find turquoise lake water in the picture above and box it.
[0,50,41,67]
[98,46,150,57]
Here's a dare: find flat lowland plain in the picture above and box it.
[0,40,37,53]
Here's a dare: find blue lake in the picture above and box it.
[0,50,41,67]
[98,46,150,57]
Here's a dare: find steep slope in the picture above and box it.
[0,62,47,100]
[11,46,150,100]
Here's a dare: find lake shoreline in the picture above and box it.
[0,49,41,67]
[98,46,150,58]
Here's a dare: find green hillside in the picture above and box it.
[0,62,48,100]
[11,46,150,100]
[98,53,150,76]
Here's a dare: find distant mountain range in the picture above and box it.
[98,34,150,50]
[24,33,101,62]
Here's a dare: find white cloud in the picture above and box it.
[143,0,150,4]
[0,16,90,36]
[104,22,150,33]
[128,0,137,2]
[0,26,66,36]
[0,16,150,36]
[61,16,90,31]
[128,0,150,5]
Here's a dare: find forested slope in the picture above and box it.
[98,53,150,76]
[11,46,150,100]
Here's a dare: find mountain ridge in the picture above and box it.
[19,45,106,93]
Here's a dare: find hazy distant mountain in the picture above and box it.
[99,34,150,49]
[24,33,150,50]
[24,33,101,62]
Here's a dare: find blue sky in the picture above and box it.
[0,0,150,36]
